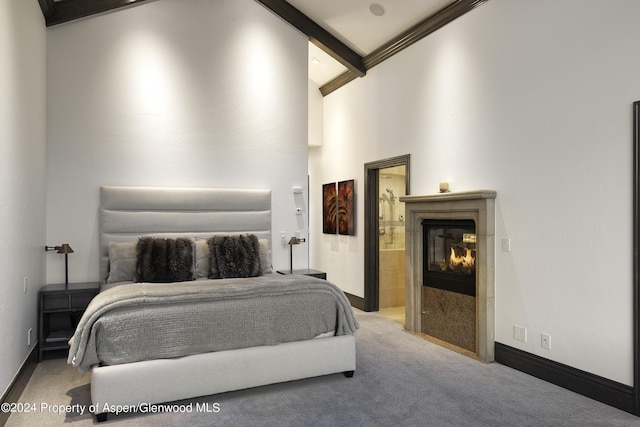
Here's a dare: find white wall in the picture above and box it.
[0,0,47,397]
[46,0,309,284]
[310,0,640,385]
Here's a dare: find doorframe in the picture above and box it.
[364,154,410,312]
[633,101,640,415]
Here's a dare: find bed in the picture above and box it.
[67,186,358,422]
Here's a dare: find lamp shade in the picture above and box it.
[288,237,302,245]
[56,243,74,254]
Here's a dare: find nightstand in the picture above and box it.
[38,282,100,362]
[276,269,327,280]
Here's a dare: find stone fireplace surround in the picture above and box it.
[400,190,496,362]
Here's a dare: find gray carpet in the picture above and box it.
[7,310,640,426]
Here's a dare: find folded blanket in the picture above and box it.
[68,274,359,371]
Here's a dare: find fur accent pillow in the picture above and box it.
[208,234,262,279]
[135,237,195,283]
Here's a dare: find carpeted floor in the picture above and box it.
[6,310,640,426]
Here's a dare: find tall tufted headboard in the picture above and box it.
[99,186,272,283]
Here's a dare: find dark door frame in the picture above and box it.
[633,101,640,415]
[364,154,410,312]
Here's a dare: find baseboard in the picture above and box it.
[495,342,635,415]
[344,292,365,311]
[0,346,38,425]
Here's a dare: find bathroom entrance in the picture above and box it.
[378,166,406,322]
[363,154,410,317]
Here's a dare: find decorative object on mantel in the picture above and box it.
[287,236,306,273]
[439,182,450,193]
[45,243,74,287]
[322,182,337,234]
[338,179,355,235]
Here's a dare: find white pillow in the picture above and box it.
[106,241,137,284]
[258,239,272,274]
[194,238,210,279]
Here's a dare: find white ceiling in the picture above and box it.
[287,0,456,86]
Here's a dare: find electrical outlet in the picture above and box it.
[280,232,287,245]
[27,328,32,346]
[513,325,527,342]
[541,333,551,349]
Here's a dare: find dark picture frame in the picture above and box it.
[338,179,355,235]
[322,182,337,234]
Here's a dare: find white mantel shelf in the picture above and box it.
[399,190,497,203]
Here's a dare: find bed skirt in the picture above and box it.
[91,334,356,419]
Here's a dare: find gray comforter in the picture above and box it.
[68,274,359,371]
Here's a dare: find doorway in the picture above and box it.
[364,155,410,314]
[378,165,407,323]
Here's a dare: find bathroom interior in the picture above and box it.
[378,165,406,323]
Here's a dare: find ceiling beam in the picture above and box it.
[43,0,154,27]
[37,0,54,20]
[255,0,366,78]
[320,0,488,96]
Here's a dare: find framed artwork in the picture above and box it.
[322,182,337,234]
[338,179,355,235]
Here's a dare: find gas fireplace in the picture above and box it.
[423,219,476,297]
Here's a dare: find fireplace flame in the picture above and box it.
[450,247,475,268]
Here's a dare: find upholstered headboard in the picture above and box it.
[99,186,272,283]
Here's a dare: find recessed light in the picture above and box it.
[369,3,385,17]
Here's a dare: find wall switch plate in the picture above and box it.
[541,333,551,349]
[513,325,527,342]
[27,328,32,346]
[502,238,511,252]
[23,276,28,293]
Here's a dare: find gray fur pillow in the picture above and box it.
[208,234,262,279]
[135,237,195,283]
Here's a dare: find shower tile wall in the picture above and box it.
[380,249,405,307]
[379,172,406,309]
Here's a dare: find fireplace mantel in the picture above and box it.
[400,189,496,203]
[400,190,496,362]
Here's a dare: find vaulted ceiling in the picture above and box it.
[38,0,487,95]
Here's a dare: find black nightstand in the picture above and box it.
[38,282,100,362]
[276,269,327,280]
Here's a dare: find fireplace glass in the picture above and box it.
[422,219,476,296]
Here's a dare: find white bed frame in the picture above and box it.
[93,186,356,421]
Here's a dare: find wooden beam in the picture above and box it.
[37,0,54,20]
[322,0,488,96]
[255,0,366,77]
[364,0,488,70]
[320,71,357,97]
[45,0,154,27]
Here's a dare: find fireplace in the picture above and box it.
[400,190,496,362]
[423,219,476,297]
